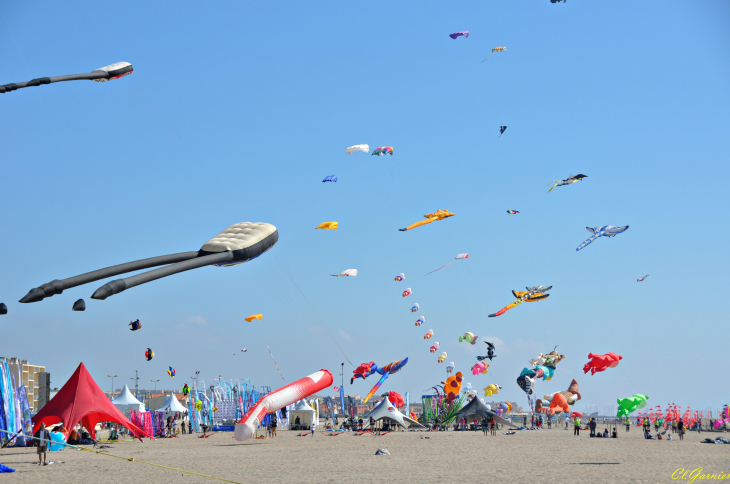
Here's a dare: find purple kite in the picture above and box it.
[449,31,469,40]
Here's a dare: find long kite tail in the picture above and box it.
[424,262,455,276]
[482,53,495,62]
[576,235,598,251]
[488,299,522,318]
[548,184,558,193]
[363,372,390,403]
[400,218,435,232]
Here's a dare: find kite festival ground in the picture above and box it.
[1,427,728,483]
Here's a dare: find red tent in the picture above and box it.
[32,362,149,440]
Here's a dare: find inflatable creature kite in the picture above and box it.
[424,329,433,339]
[484,384,500,397]
[399,210,455,232]
[488,286,551,318]
[506,210,519,214]
[430,342,440,353]
[483,47,506,61]
[449,31,469,39]
[245,314,263,322]
[129,320,142,331]
[499,126,507,137]
[402,288,412,297]
[351,358,409,403]
[322,175,337,183]
[471,362,489,375]
[637,275,649,282]
[411,303,419,312]
[316,222,338,230]
[20,222,278,303]
[145,348,154,361]
[0,303,6,315]
[438,352,447,363]
[331,269,357,277]
[542,379,582,409]
[446,362,455,374]
[477,341,497,361]
[459,332,478,344]
[548,174,587,193]
[167,367,175,378]
[617,394,649,417]
[182,383,190,396]
[345,144,369,155]
[395,273,405,281]
[576,225,629,251]
[371,147,393,156]
[584,352,622,375]
[443,372,463,403]
[415,316,425,326]
[72,299,85,311]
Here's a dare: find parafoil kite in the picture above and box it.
[345,144,369,155]
[459,332,478,344]
[331,269,357,277]
[617,394,649,417]
[182,383,190,396]
[637,275,649,282]
[411,303,419,312]
[245,314,263,322]
[145,348,154,361]
[402,288,412,297]
[424,329,433,339]
[430,342,440,353]
[351,358,408,403]
[415,316,425,326]
[455,253,469,259]
[1,62,133,94]
[499,126,507,137]
[20,222,279,303]
[488,286,551,318]
[322,175,337,183]
[443,372,463,403]
[167,367,176,378]
[316,222,338,230]
[471,362,489,375]
[576,226,629,251]
[477,341,497,361]
[438,352,447,363]
[446,363,455,374]
[484,384,501,397]
[394,273,405,281]
[548,174,587,193]
[483,47,506,61]
[129,319,142,331]
[449,31,469,39]
[371,147,393,156]
[72,299,86,311]
[583,352,622,375]
[506,210,519,214]
[399,210,454,232]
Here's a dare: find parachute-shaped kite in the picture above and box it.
[499,126,507,137]
[316,222,338,231]
[145,348,154,361]
[477,341,497,361]
[402,288,412,297]
[449,31,469,39]
[351,358,408,403]
[345,144,369,155]
[430,342,440,353]
[167,366,176,378]
[245,314,263,322]
[72,299,86,311]
[411,303,419,312]
[507,210,519,214]
[455,253,469,259]
[415,316,425,326]
[399,210,454,232]
[548,174,587,193]
[484,384,501,397]
[371,147,393,156]
[394,273,405,281]
[182,383,190,396]
[471,362,489,375]
[488,286,551,318]
[583,352,622,375]
[637,275,649,282]
[459,332,478,345]
[129,319,142,331]
[322,175,337,183]
[424,329,433,339]
[576,225,629,251]
[446,362,455,374]
[331,269,357,277]
[483,47,506,61]
[617,394,649,418]
[438,352,447,363]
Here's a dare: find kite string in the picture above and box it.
[424,261,455,276]
[267,346,286,382]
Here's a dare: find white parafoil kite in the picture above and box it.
[331,269,357,277]
[455,253,469,259]
[345,144,369,155]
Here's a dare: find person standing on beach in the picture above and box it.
[573,416,581,436]
[460,418,466,432]
[589,418,596,437]
[271,416,277,438]
[672,420,677,433]
[625,416,630,432]
[36,423,50,466]
[678,420,684,441]
[481,417,488,436]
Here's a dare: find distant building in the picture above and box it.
[1,357,48,413]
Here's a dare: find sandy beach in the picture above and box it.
[1,427,728,483]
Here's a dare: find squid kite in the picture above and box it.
[488,286,551,318]
[576,225,629,251]
[548,174,587,193]
[483,47,506,62]
[351,358,408,403]
[399,210,454,232]
[1,62,133,94]
[316,222,338,230]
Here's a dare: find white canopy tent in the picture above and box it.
[289,399,315,430]
[112,385,145,415]
[156,392,186,417]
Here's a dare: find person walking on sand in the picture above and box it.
[574,415,581,436]
[36,423,50,466]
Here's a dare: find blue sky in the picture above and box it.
[1,1,728,414]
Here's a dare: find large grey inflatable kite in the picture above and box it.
[1,62,133,94]
[20,222,278,303]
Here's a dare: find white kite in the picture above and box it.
[345,144,370,155]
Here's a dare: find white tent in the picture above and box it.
[156,392,187,417]
[112,385,145,415]
[362,398,424,429]
[289,399,315,430]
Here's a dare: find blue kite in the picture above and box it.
[576,226,629,251]
[322,175,337,183]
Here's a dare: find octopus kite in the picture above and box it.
[488,286,551,318]
[399,210,454,232]
[548,174,587,193]
[351,358,408,403]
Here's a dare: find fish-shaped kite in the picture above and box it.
[488,286,552,318]
[399,210,454,232]
[548,174,587,193]
[576,226,629,251]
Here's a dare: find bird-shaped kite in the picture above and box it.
[129,319,142,331]
[145,348,154,361]
[488,286,551,318]
[583,352,622,375]
[576,226,629,251]
[637,275,649,282]
[548,174,587,193]
[399,210,454,231]
[477,341,497,361]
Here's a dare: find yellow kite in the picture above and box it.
[316,222,338,230]
[245,314,263,322]
[399,210,454,231]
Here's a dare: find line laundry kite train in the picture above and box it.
[488,286,551,318]
[399,210,454,232]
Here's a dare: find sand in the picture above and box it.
[1,427,728,483]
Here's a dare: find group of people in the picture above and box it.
[639,416,684,441]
